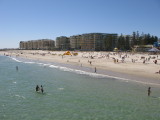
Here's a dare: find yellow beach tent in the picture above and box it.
[63,51,72,55]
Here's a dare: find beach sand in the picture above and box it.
[1,50,160,85]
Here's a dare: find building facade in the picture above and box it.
[19,33,118,51]
[70,33,118,51]
[19,39,55,50]
[56,36,70,50]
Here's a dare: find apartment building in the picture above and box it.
[56,36,70,50]
[19,33,118,51]
[70,33,118,51]
[19,39,55,50]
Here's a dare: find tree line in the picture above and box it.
[117,31,158,51]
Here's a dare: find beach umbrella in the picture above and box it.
[148,48,160,52]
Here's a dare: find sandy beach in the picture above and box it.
[1,50,160,85]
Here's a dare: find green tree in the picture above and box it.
[131,32,136,47]
[125,35,130,50]
[105,35,113,51]
[117,34,125,50]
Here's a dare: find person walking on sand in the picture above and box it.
[41,85,44,93]
[148,87,151,96]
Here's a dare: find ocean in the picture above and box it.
[0,55,160,120]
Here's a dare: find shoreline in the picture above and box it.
[1,50,160,86]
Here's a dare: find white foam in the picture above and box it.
[11,57,22,62]
[15,94,25,99]
[15,94,21,97]
[49,65,160,86]
[37,63,44,65]
[10,57,160,86]
[58,88,64,90]
[49,65,59,68]
[13,81,17,84]
[10,57,36,64]
[21,96,26,99]
[44,64,51,66]
[24,61,35,64]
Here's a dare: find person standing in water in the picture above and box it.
[148,87,151,96]
[16,66,18,71]
[41,85,44,93]
[95,67,97,73]
[36,85,40,92]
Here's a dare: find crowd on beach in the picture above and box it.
[81,51,159,64]
[1,50,160,74]
[1,50,160,84]
[81,51,160,74]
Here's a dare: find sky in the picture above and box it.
[0,0,160,48]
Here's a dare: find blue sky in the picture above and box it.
[0,0,160,48]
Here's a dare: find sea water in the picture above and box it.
[0,55,160,120]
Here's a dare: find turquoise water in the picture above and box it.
[0,55,160,120]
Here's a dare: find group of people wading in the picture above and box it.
[36,85,44,93]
